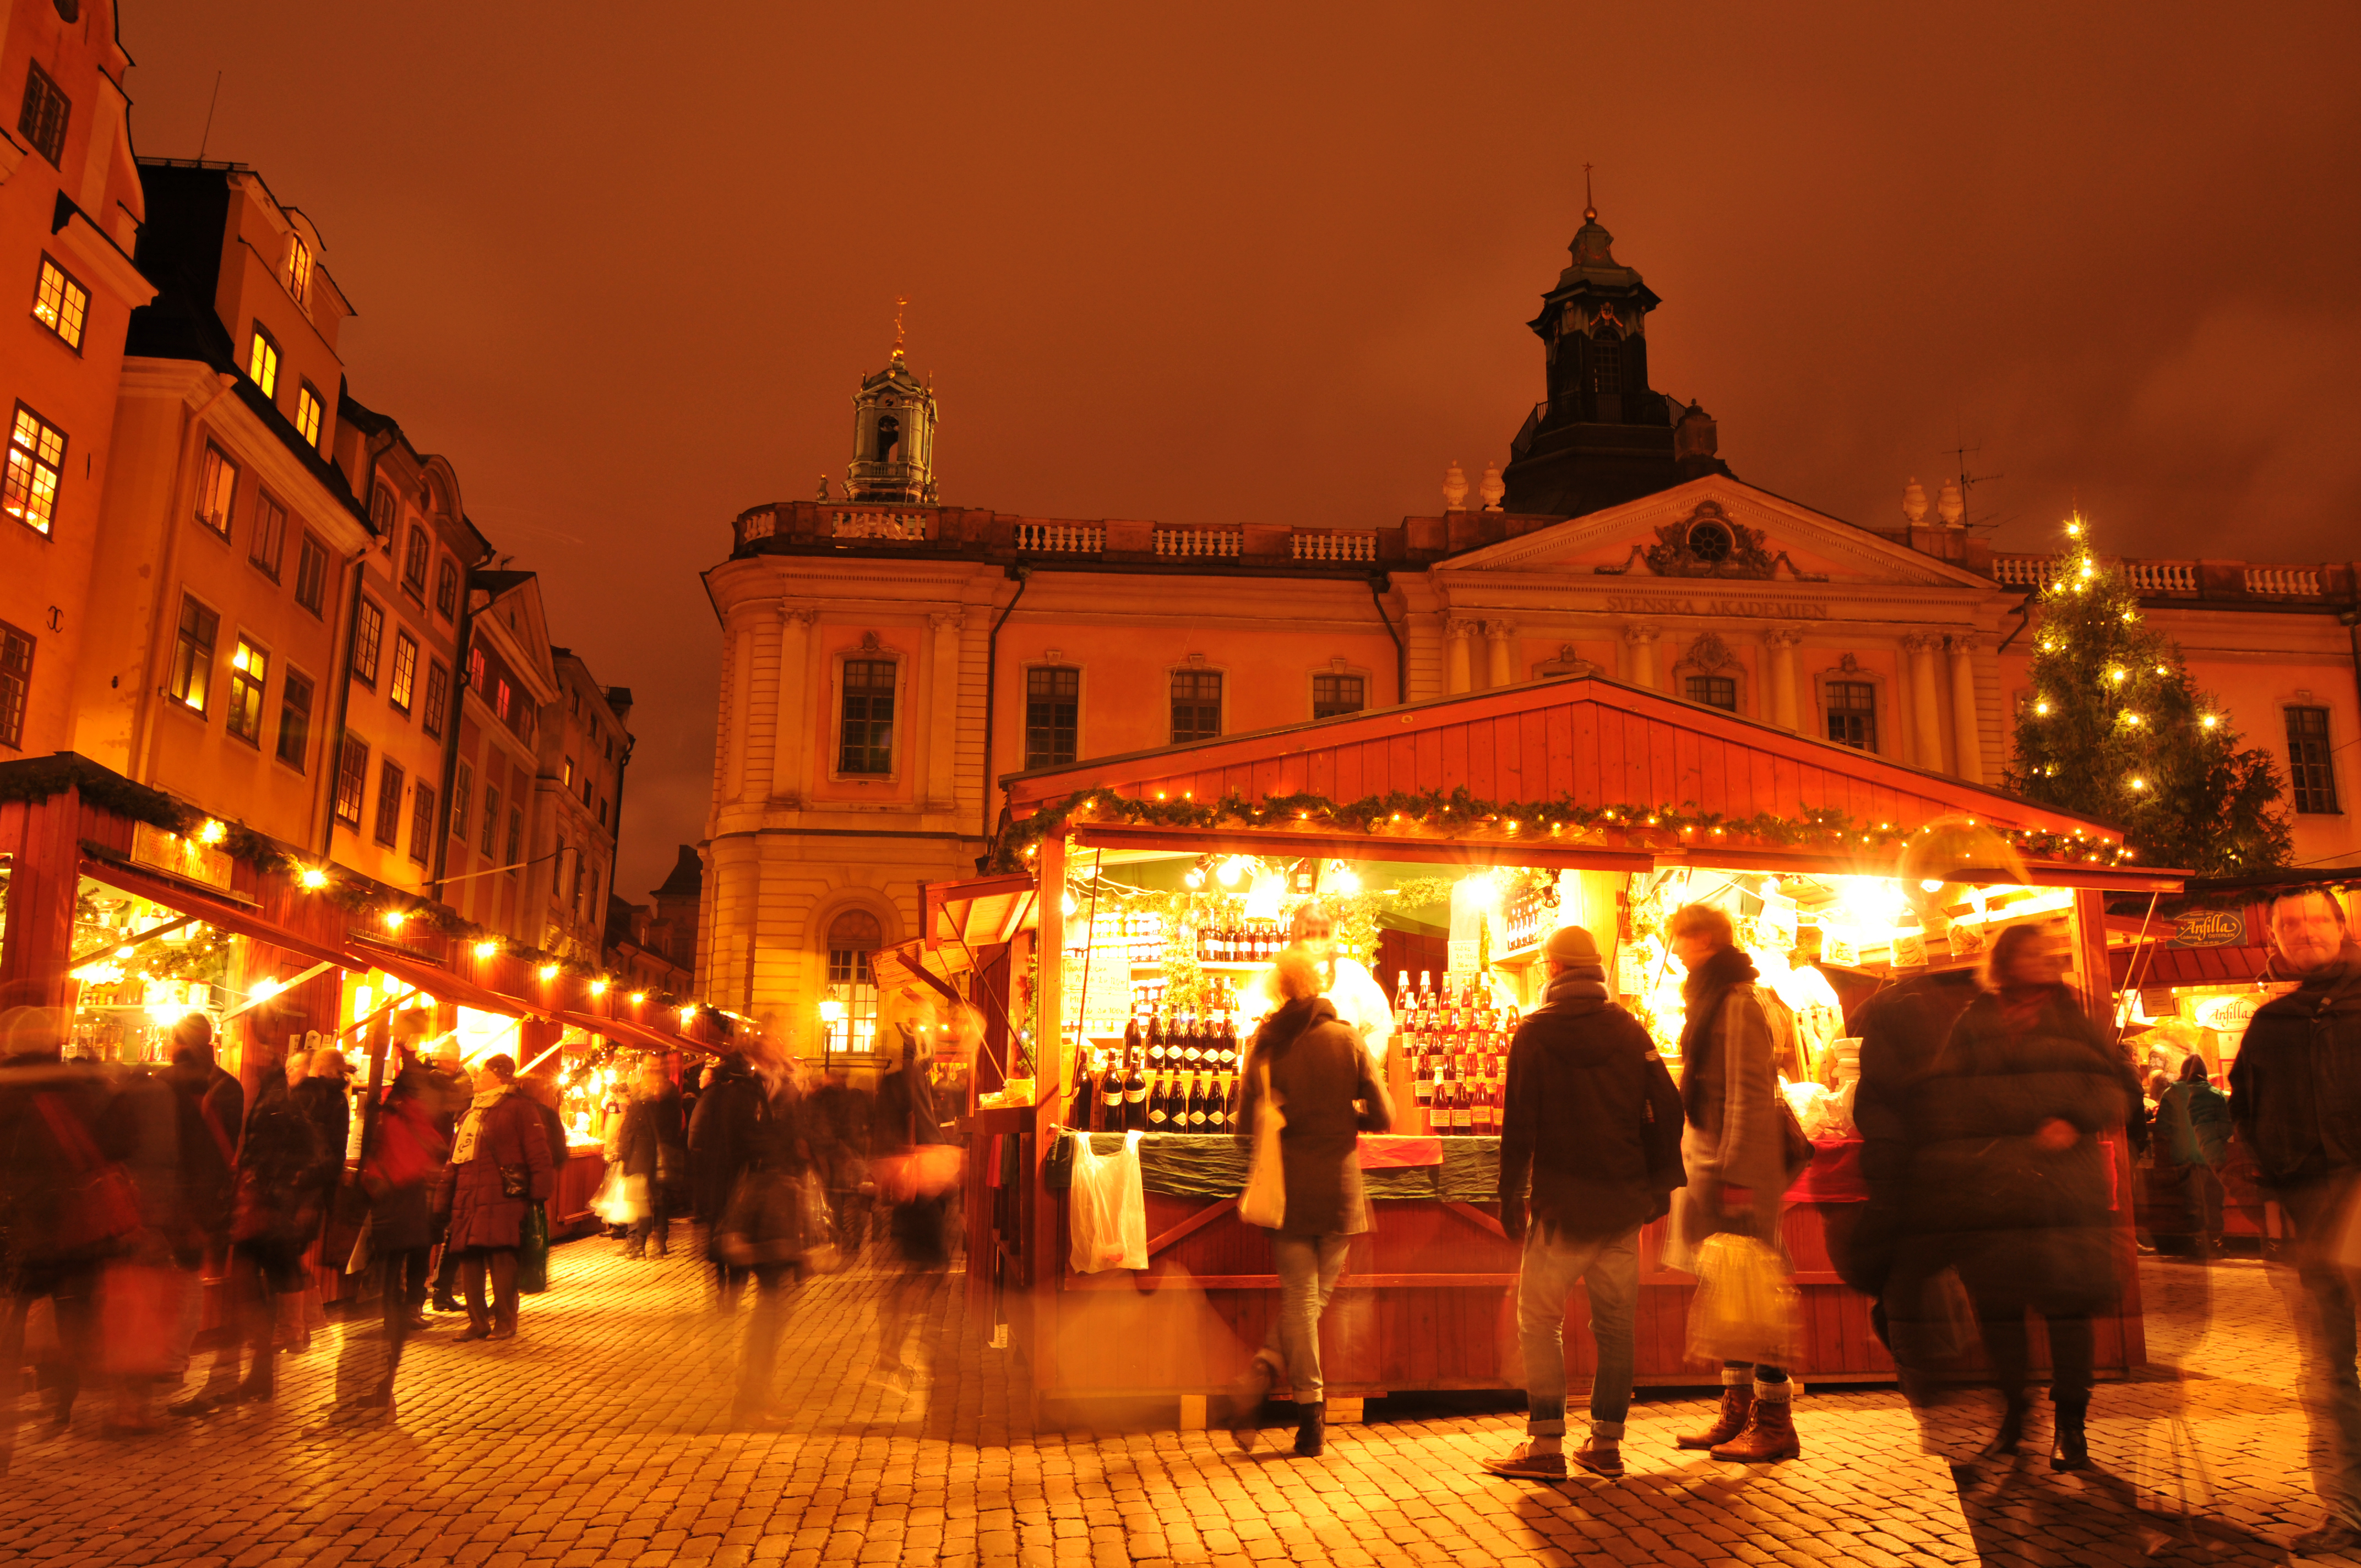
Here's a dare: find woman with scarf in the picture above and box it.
[1666,902,1803,1462]
[1905,922,2132,1469]
[1226,950,1395,1458]
[434,1053,552,1341]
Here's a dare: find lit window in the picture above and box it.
[384,635,416,716]
[401,526,428,598]
[1826,680,1878,750]
[408,785,434,865]
[467,647,486,690]
[334,734,367,828]
[1685,675,1737,711]
[823,909,883,1054]
[4,404,66,536]
[374,760,404,847]
[1024,667,1079,768]
[285,236,313,306]
[482,785,502,857]
[294,384,323,448]
[421,660,450,739]
[32,256,88,350]
[276,671,312,771]
[495,678,512,721]
[248,328,280,398]
[434,558,459,621]
[1312,673,1364,719]
[168,595,218,714]
[450,761,472,842]
[2289,707,2342,815]
[562,756,575,790]
[352,597,384,688]
[194,443,237,537]
[0,621,33,750]
[837,658,896,775]
[1171,669,1222,744]
[226,636,269,745]
[294,531,329,616]
[249,492,287,580]
[18,61,68,166]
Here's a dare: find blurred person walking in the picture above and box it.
[1485,927,1683,1482]
[711,1038,811,1429]
[1225,951,1394,1458]
[808,1067,874,1256]
[425,1041,474,1313]
[516,1073,572,1293]
[161,1015,240,1376]
[283,1046,350,1352]
[435,1053,552,1341]
[0,1005,118,1457]
[95,1053,186,1436]
[1665,902,1803,1462]
[616,1063,684,1259]
[690,1051,765,1308]
[2228,889,2361,1556]
[2157,1055,2231,1259]
[1904,923,2134,1469]
[871,1010,973,1395]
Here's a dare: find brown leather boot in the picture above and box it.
[1711,1382,1799,1462]
[1677,1371,1753,1449]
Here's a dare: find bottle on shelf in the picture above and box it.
[1146,1011,1166,1071]
[1225,1074,1241,1131]
[1413,1051,1434,1119]
[1124,1047,1149,1131]
[1146,1074,1169,1130]
[1070,1039,1097,1132]
[1472,1075,1497,1136]
[1098,1047,1122,1132]
[1206,1075,1229,1133]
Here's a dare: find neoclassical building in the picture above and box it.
[697,209,2358,1057]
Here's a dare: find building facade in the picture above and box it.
[530,649,627,960]
[698,208,2360,1060]
[2,0,150,758]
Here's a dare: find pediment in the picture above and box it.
[1438,476,1992,590]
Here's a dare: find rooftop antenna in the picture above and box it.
[195,70,224,162]
[891,296,908,361]
[1582,161,1597,222]
[1943,424,2005,531]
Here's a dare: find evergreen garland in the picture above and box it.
[2005,516,2292,876]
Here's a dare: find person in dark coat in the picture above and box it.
[0,1005,113,1456]
[714,1044,810,1428]
[179,1047,327,1412]
[1485,926,1683,1482]
[436,1053,552,1340]
[284,1047,350,1351]
[2156,1053,2232,1257]
[96,1060,185,1435]
[1227,950,1393,1458]
[1901,921,2134,1470]
[159,1015,242,1375]
[423,1042,474,1311]
[2228,888,2361,1555]
[617,1064,685,1259]
[689,1053,765,1306]
[869,1011,971,1397]
[808,1069,874,1255]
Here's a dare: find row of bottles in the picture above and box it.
[1068,1041,1238,1135]
[1413,1060,1504,1136]
[1127,1004,1243,1073]
[1502,885,1553,954]
[1192,921,1290,964]
[1395,970,1516,1138]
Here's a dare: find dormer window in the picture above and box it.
[294,383,323,447]
[286,236,313,306]
[248,326,280,399]
[17,61,68,167]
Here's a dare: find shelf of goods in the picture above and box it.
[946,673,2182,1418]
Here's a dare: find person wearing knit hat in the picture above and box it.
[1484,926,1683,1482]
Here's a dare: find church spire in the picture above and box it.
[846,298,938,504]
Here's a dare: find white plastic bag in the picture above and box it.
[1684,1233,1802,1368]
[590,1167,645,1224]
[1069,1130,1147,1273]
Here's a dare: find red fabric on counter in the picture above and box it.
[1783,1137,1868,1204]
[1358,1134,1444,1169]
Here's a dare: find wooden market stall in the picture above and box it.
[940,673,2184,1420]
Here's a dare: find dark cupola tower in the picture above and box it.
[1499,194,1727,518]
[845,301,939,504]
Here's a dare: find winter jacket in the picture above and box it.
[293,1077,350,1185]
[1499,965,1684,1241]
[1840,968,1983,1295]
[169,1061,242,1242]
[617,1083,685,1180]
[710,1069,811,1265]
[0,1055,119,1266]
[2157,1079,2232,1169]
[1236,995,1395,1237]
[2228,941,2361,1191]
[362,1064,448,1254]
[439,1090,553,1251]
[231,1076,330,1249]
[1903,984,2134,1311]
[689,1059,766,1227]
[1669,945,1788,1267]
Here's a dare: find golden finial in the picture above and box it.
[891,296,908,360]
[1582,162,1596,223]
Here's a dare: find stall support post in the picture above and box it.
[0,785,83,1012]
[1027,832,1067,1400]
[2071,886,2149,1367]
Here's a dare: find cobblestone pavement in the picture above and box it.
[0,1241,2340,1567]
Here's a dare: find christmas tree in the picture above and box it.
[2005,514,2291,875]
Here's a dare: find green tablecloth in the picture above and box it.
[1084,1132,1499,1203]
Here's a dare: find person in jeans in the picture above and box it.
[1666,902,1802,1462]
[1227,949,1394,1458]
[2228,888,2361,1556]
[1486,926,1683,1481]
[435,1054,552,1341]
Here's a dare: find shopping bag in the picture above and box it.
[1068,1130,1147,1273]
[98,1260,176,1378]
[1238,1062,1287,1231]
[876,1144,964,1204]
[344,1213,374,1276]
[518,1202,550,1294]
[1684,1232,1802,1368]
[590,1167,645,1225]
[798,1173,845,1275]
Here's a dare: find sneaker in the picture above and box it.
[1483,1441,1568,1480]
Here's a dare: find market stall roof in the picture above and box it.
[871,936,965,1006]
[1001,672,2183,891]
[927,872,1041,945]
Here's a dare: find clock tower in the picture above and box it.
[845,304,939,504]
